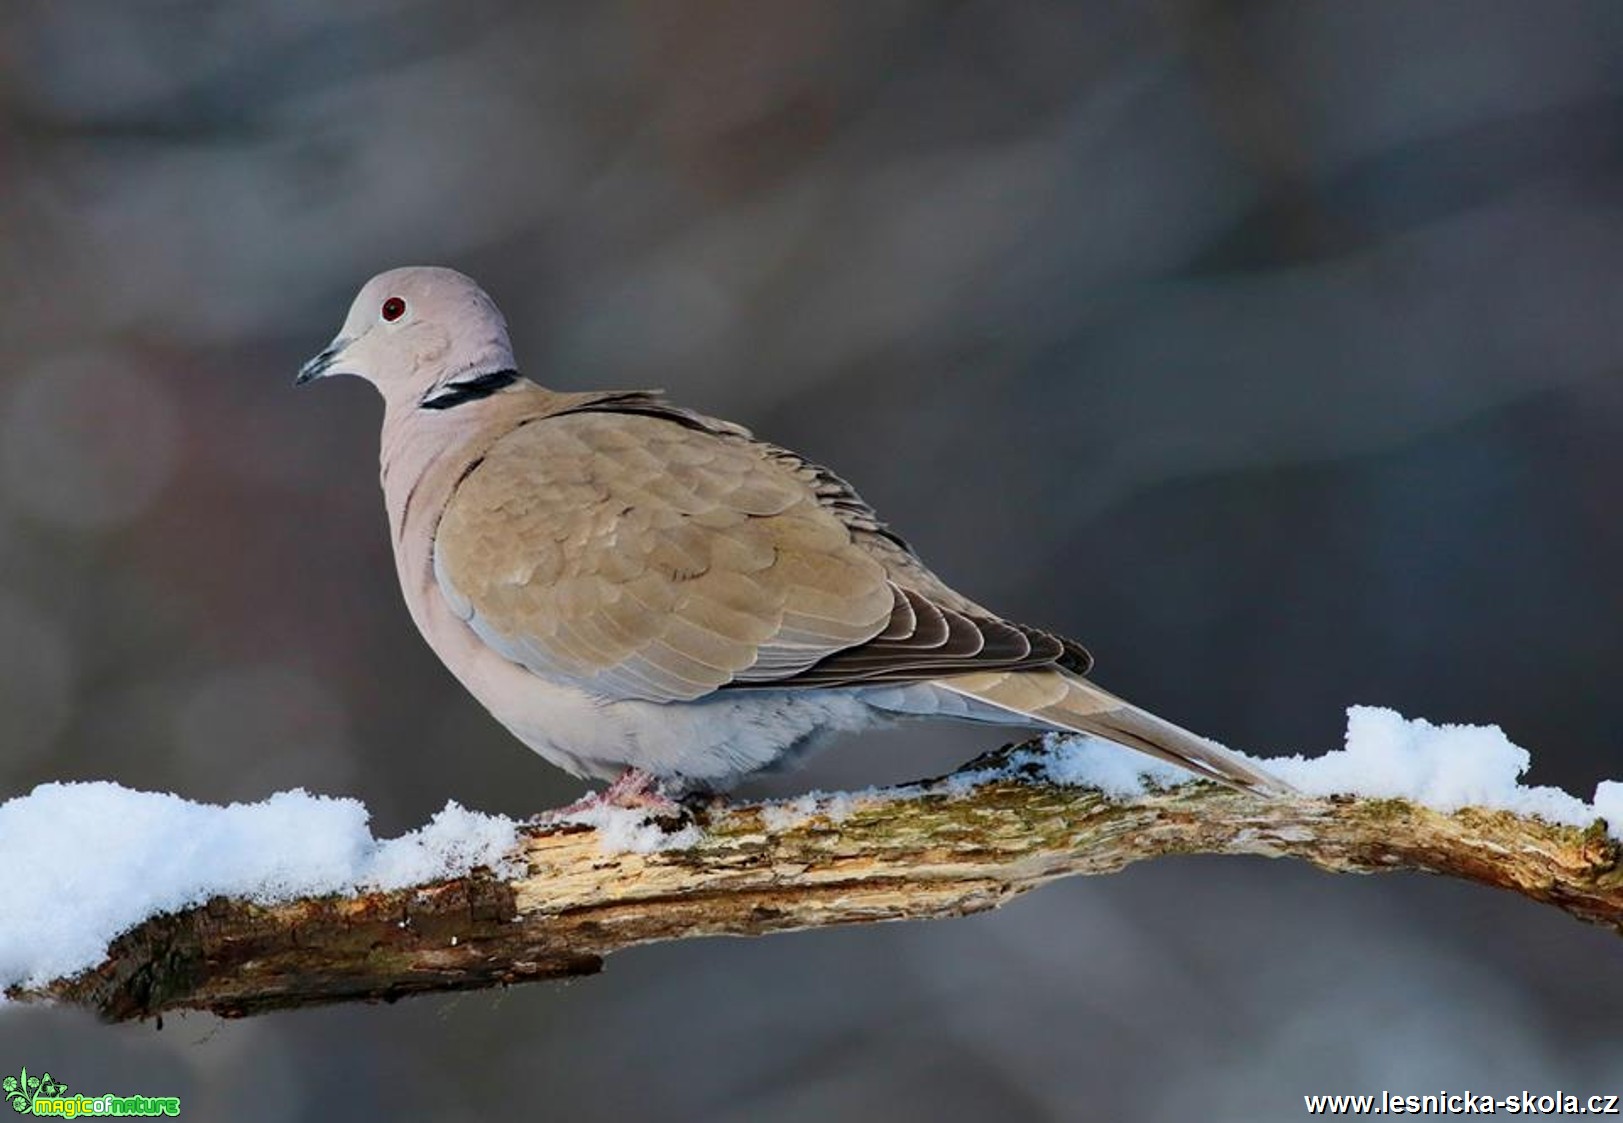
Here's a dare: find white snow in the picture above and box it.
[1,704,1616,996]
[0,782,519,994]
[559,803,704,853]
[1020,706,1617,837]
[1265,706,1597,826]
[759,793,822,832]
[1594,782,1623,834]
[758,790,867,831]
[363,800,523,888]
[764,706,1619,842]
[1029,736,1193,797]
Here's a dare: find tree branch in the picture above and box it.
[16,740,1623,1022]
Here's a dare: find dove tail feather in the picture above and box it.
[935,671,1294,795]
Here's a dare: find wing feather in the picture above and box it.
[433,396,1089,702]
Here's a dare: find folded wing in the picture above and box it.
[432,402,1080,703]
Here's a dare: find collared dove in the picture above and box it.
[298,266,1288,805]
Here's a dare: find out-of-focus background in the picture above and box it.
[2,1,1621,1119]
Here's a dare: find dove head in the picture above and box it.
[297,267,517,409]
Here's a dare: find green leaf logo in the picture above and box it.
[2,1066,66,1112]
[5,1064,25,1113]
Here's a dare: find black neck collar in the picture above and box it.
[420,369,521,410]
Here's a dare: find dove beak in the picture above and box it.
[296,337,352,385]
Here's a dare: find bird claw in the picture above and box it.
[538,768,686,823]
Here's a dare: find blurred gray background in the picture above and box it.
[3,1,1622,1119]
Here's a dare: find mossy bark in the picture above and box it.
[16,740,1623,1021]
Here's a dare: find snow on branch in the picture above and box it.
[5,708,1623,1022]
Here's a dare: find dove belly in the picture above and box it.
[499,677,881,785]
[440,631,882,785]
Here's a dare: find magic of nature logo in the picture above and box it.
[4,1067,179,1117]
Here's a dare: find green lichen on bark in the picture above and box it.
[13,739,1623,1022]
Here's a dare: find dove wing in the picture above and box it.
[432,397,1079,703]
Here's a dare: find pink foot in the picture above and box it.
[541,768,683,821]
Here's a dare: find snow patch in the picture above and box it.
[365,801,523,890]
[1266,706,1596,827]
[759,790,870,832]
[560,803,704,853]
[1035,735,1193,797]
[1593,782,1623,834]
[992,706,1617,838]
[0,782,519,993]
[760,793,821,832]
[940,735,1192,799]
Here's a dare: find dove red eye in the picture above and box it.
[381,297,407,322]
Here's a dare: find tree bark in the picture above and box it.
[15,740,1623,1022]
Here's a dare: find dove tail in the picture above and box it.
[935,670,1294,795]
